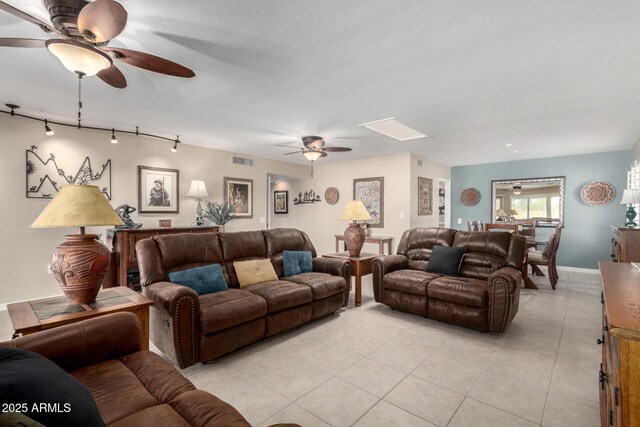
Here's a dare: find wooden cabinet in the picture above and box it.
[610,226,640,262]
[105,226,218,288]
[598,261,640,427]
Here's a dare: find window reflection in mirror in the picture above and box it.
[491,177,565,227]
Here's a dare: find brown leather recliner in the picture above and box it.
[372,228,525,333]
[0,313,255,426]
[136,228,351,369]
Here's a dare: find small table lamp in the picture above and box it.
[31,185,124,304]
[186,180,209,226]
[508,209,518,221]
[339,200,372,257]
[496,208,507,221]
[620,188,640,227]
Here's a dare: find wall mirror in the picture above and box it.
[490,176,565,227]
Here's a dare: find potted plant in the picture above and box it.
[203,201,234,231]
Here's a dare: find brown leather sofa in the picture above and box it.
[372,228,526,333]
[0,312,259,426]
[136,228,351,369]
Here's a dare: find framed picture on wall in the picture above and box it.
[274,190,288,214]
[353,176,384,228]
[418,176,433,215]
[138,166,179,214]
[224,177,253,218]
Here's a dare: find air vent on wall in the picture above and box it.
[232,156,254,166]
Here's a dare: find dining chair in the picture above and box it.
[485,223,519,233]
[518,221,536,239]
[467,220,484,231]
[527,225,562,289]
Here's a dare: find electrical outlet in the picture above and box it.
[47,264,52,274]
[457,218,462,225]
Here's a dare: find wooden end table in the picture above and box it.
[322,252,379,307]
[7,287,154,350]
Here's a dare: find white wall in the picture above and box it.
[410,153,451,228]
[632,137,640,163]
[0,115,308,304]
[291,153,415,256]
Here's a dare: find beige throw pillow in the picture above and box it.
[234,259,278,287]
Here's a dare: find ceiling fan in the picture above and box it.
[282,136,352,162]
[0,0,195,88]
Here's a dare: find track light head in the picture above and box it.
[44,119,54,136]
[110,128,118,144]
[171,136,180,152]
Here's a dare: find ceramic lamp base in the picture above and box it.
[625,206,638,227]
[344,222,365,257]
[50,234,110,304]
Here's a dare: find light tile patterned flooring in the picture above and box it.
[0,268,602,426]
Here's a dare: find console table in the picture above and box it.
[106,226,218,288]
[334,234,392,255]
[8,287,153,350]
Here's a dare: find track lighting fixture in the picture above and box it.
[44,119,54,136]
[2,104,183,148]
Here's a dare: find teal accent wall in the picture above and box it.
[451,151,631,269]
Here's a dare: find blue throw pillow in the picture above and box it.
[168,263,228,295]
[283,250,313,277]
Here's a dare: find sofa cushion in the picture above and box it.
[427,276,488,308]
[286,272,346,300]
[283,250,313,276]
[109,404,191,427]
[168,263,228,295]
[170,390,251,426]
[199,289,268,334]
[72,359,158,425]
[234,259,278,287]
[0,348,105,427]
[425,246,466,276]
[383,269,441,295]
[245,280,313,313]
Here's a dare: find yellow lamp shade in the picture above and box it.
[31,185,123,228]
[508,209,519,217]
[496,208,507,217]
[339,200,372,221]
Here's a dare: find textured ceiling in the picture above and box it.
[1,1,640,166]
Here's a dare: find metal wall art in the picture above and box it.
[294,190,322,205]
[26,145,112,199]
[460,188,481,206]
[580,181,616,206]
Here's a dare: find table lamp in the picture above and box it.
[620,188,640,227]
[31,185,124,304]
[339,200,372,257]
[508,209,518,221]
[496,208,507,221]
[186,180,209,226]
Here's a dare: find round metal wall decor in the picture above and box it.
[324,187,339,205]
[460,188,481,206]
[580,181,616,206]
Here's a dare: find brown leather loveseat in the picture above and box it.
[0,312,258,426]
[372,228,525,333]
[136,228,351,368]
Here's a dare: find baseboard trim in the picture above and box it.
[557,266,599,274]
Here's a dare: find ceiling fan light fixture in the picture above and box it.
[512,185,522,195]
[46,39,112,76]
[303,151,322,162]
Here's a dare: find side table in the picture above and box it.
[7,287,153,350]
[322,252,379,307]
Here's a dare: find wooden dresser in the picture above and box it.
[106,226,218,288]
[611,226,640,262]
[598,261,640,427]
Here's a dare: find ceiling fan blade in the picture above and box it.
[0,38,47,48]
[320,151,328,157]
[105,47,195,78]
[323,147,352,152]
[97,64,127,89]
[283,151,304,155]
[0,1,58,34]
[77,0,127,43]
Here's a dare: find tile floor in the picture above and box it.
[0,267,602,426]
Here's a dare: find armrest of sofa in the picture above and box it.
[0,312,141,372]
[487,266,522,333]
[313,257,352,307]
[372,254,407,302]
[143,281,201,369]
